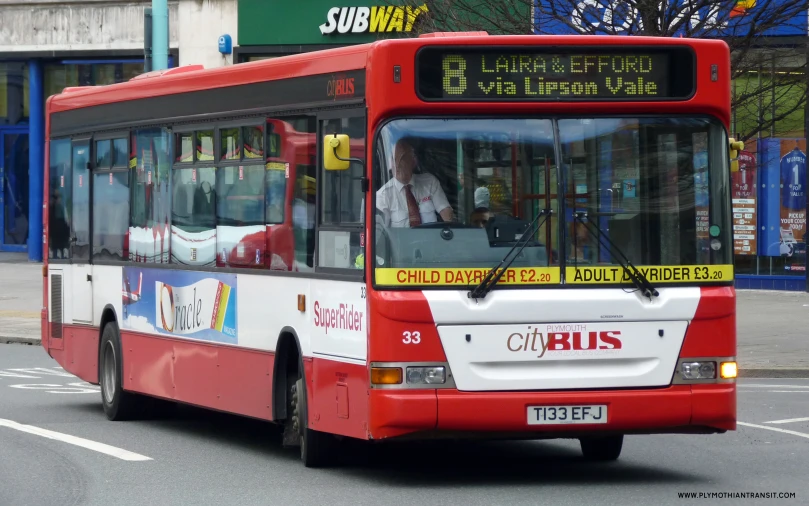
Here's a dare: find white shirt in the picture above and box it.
[292,198,315,229]
[376,173,450,228]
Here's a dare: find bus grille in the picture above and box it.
[50,274,63,339]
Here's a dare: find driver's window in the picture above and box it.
[318,113,365,271]
[372,119,558,271]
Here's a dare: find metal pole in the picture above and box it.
[805,40,809,292]
[151,0,168,70]
[144,7,153,72]
[27,60,44,262]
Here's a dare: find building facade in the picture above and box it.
[0,0,238,260]
[178,0,238,68]
[234,0,437,62]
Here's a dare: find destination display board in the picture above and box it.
[416,46,695,101]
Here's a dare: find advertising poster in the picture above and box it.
[692,134,710,258]
[732,150,757,255]
[779,140,807,272]
[121,267,238,344]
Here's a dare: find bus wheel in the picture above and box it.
[99,322,140,421]
[579,435,623,461]
[291,377,334,467]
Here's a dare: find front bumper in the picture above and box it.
[368,384,735,440]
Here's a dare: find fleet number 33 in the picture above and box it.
[403,331,421,344]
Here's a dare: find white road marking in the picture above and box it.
[765,417,809,425]
[0,368,73,380]
[8,383,100,394]
[738,421,809,440]
[9,368,73,377]
[739,390,809,393]
[738,384,809,389]
[0,418,152,461]
[0,371,39,379]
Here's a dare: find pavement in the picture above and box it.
[1,252,807,377]
[1,344,808,505]
[0,253,41,346]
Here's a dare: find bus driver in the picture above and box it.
[376,138,454,227]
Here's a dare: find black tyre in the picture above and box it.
[580,435,624,461]
[292,377,336,467]
[99,321,142,421]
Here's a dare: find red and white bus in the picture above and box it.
[42,32,738,467]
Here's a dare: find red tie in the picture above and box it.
[404,184,422,227]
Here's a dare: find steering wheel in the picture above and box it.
[413,221,477,229]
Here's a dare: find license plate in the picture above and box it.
[527,405,608,425]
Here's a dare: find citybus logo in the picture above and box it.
[319,4,429,35]
[327,75,355,99]
[506,325,622,358]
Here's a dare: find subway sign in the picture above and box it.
[320,4,429,34]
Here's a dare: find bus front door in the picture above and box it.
[70,140,93,324]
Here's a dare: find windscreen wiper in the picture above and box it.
[469,209,552,300]
[572,211,659,299]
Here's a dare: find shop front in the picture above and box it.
[0,2,179,260]
[0,62,29,253]
[235,0,432,62]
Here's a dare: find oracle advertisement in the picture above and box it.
[732,150,757,255]
[759,138,807,272]
[121,267,238,344]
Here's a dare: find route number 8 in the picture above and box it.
[403,331,421,344]
[442,55,467,95]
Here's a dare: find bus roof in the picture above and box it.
[46,33,728,114]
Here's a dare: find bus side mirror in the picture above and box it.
[729,138,744,173]
[324,134,351,171]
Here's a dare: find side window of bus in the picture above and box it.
[129,128,171,263]
[48,139,72,260]
[92,136,130,261]
[321,116,366,224]
[281,116,317,271]
[216,164,265,268]
[171,129,216,266]
[318,114,365,270]
[215,123,266,269]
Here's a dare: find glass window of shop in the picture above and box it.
[0,63,29,126]
[44,62,144,99]
[731,48,807,277]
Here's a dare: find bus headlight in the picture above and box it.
[681,361,716,380]
[407,366,446,385]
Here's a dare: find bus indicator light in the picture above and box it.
[720,361,738,379]
[371,367,402,385]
